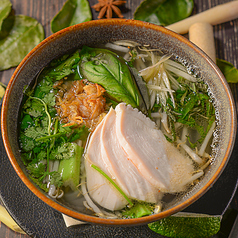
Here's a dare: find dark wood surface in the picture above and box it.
[0,0,237,237]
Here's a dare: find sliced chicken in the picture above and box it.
[115,103,172,191]
[164,140,195,193]
[100,108,162,203]
[85,119,128,211]
[85,103,196,211]
[115,103,195,193]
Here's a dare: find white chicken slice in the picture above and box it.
[85,119,128,211]
[85,102,197,212]
[115,103,195,193]
[115,103,172,191]
[100,108,162,203]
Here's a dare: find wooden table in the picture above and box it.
[0,0,237,237]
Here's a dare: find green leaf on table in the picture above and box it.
[51,0,92,33]
[0,0,14,39]
[0,0,12,30]
[0,15,44,71]
[216,58,238,83]
[148,213,221,238]
[134,0,194,26]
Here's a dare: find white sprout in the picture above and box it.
[177,139,203,164]
[182,170,204,186]
[164,62,197,82]
[113,40,140,47]
[198,121,216,156]
[104,42,130,53]
[154,202,163,214]
[161,112,171,134]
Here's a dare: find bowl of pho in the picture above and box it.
[1,19,236,225]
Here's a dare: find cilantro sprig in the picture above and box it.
[19,50,89,194]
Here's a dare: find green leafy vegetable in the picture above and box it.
[39,51,80,82]
[78,46,142,108]
[51,0,92,33]
[51,142,77,160]
[148,213,221,238]
[216,58,238,83]
[19,56,90,193]
[58,144,83,190]
[0,0,11,27]
[134,0,194,26]
[122,202,153,218]
[159,78,215,145]
[0,15,44,71]
[0,0,13,39]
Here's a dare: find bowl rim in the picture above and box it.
[1,18,237,225]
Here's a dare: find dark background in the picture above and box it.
[0,0,238,237]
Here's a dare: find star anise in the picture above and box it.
[92,0,126,19]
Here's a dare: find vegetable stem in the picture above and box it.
[36,132,65,142]
[91,164,133,206]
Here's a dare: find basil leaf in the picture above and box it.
[78,46,141,108]
[51,0,92,33]
[0,15,44,71]
[0,0,14,39]
[134,0,194,26]
[216,58,238,83]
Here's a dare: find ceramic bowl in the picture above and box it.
[1,19,236,225]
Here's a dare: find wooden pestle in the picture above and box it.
[166,0,238,34]
[189,22,216,62]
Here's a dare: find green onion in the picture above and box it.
[91,164,133,206]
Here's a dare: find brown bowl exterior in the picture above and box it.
[1,19,237,225]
